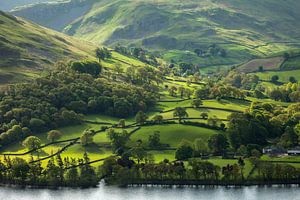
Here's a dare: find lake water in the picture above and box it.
[1,184,300,200]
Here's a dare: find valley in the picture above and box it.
[8,0,300,67]
[0,0,299,190]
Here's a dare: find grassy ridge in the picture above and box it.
[0,11,153,86]
[0,11,96,85]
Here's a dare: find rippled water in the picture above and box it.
[1,184,300,200]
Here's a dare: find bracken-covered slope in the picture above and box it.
[0,10,95,85]
[10,0,300,67]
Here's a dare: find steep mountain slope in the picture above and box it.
[9,0,300,67]
[0,10,95,85]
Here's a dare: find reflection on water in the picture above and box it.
[1,184,300,200]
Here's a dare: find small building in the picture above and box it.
[263,146,286,157]
[287,149,300,156]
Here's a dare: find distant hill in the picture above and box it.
[0,0,51,11]
[10,0,300,67]
[0,11,95,85]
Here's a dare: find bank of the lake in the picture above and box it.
[1,184,300,200]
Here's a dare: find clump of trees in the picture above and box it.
[69,60,102,77]
[114,45,158,66]
[100,154,300,186]
[107,128,130,155]
[148,131,161,148]
[0,153,99,188]
[224,71,259,90]
[268,82,300,102]
[95,47,111,62]
[194,44,227,58]
[194,84,245,100]
[227,102,300,151]
[173,107,189,123]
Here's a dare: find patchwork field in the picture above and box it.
[238,57,284,73]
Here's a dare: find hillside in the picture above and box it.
[0,10,96,85]
[10,0,300,67]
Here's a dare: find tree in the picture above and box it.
[118,119,126,128]
[131,144,147,164]
[95,47,111,62]
[194,87,209,99]
[207,116,221,127]
[135,111,148,125]
[191,99,203,108]
[47,130,62,143]
[254,90,265,99]
[173,107,189,123]
[113,63,123,75]
[284,52,290,60]
[80,130,94,146]
[175,144,194,160]
[193,138,209,157]
[22,136,41,151]
[69,60,102,77]
[152,115,163,124]
[200,112,209,119]
[278,126,298,148]
[178,86,185,98]
[96,47,106,62]
[295,123,300,136]
[289,76,297,83]
[208,134,229,155]
[271,75,279,83]
[79,152,99,187]
[184,88,192,99]
[148,131,161,148]
[107,129,130,154]
[11,157,30,183]
[168,86,177,96]
[289,91,300,102]
[238,157,245,180]
[65,159,79,187]
[45,157,61,186]
[29,118,45,132]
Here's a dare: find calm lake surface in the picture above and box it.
[1,184,300,200]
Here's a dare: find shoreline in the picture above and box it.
[0,181,300,190]
[125,179,300,188]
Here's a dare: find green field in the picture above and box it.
[131,124,221,148]
[281,56,300,70]
[255,69,300,83]
[160,108,232,120]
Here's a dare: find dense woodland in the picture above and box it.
[0,61,159,147]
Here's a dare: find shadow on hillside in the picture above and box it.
[84,143,105,154]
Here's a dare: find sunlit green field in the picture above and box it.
[160,108,233,120]
[130,124,221,148]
